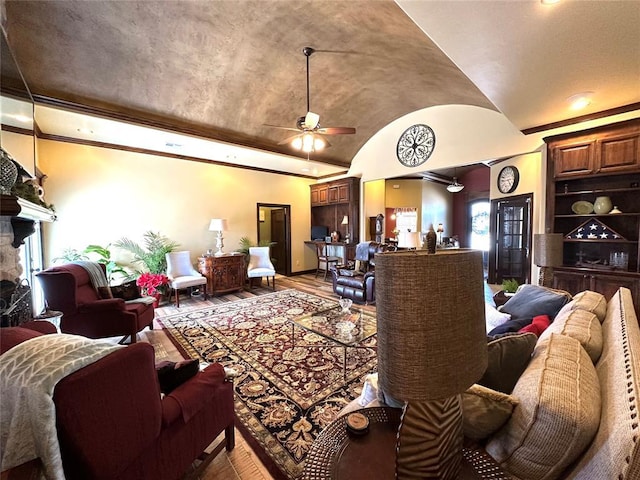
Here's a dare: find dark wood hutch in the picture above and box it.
[544,118,640,317]
[310,177,360,244]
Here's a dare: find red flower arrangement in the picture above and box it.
[136,272,169,296]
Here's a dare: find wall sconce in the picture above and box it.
[209,218,229,256]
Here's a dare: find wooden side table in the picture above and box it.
[302,407,512,480]
[198,253,245,295]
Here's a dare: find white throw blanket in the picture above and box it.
[0,334,124,479]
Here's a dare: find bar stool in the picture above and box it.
[315,242,340,281]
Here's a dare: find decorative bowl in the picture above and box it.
[571,200,594,215]
[339,298,353,312]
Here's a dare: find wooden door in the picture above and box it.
[271,209,287,275]
[489,194,533,285]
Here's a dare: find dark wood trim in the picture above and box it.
[36,131,319,180]
[1,124,33,136]
[542,117,640,144]
[523,103,640,136]
[31,94,352,168]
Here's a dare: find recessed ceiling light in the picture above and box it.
[568,92,593,110]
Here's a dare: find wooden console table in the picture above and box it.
[198,253,245,295]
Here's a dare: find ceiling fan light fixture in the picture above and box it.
[447,177,465,193]
[291,136,303,150]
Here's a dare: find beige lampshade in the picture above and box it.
[397,231,420,249]
[209,218,228,231]
[376,250,488,400]
[534,233,563,267]
[341,215,349,225]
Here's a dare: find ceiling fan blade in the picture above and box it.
[263,124,301,132]
[304,111,320,129]
[316,127,356,135]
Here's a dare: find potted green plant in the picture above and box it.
[114,231,180,275]
[501,278,520,295]
[52,244,129,284]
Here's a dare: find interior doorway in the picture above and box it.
[488,194,533,285]
[256,203,291,276]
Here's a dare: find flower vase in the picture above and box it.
[593,196,612,214]
[152,293,162,308]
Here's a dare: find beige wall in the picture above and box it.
[362,179,385,241]
[37,139,315,272]
[2,130,36,177]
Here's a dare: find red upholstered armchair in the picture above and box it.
[0,322,235,480]
[36,263,154,343]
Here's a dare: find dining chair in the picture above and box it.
[315,242,340,281]
[166,251,208,307]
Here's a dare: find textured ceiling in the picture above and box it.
[3,0,495,167]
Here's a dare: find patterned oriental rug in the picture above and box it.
[157,289,377,479]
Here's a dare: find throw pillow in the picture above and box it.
[488,316,533,336]
[501,284,572,321]
[97,286,113,299]
[538,309,603,363]
[519,314,551,337]
[110,280,141,301]
[479,332,537,394]
[156,359,200,394]
[486,334,601,480]
[462,384,519,440]
[485,303,511,333]
[556,290,607,323]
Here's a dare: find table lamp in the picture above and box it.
[209,218,228,256]
[437,223,444,244]
[376,249,487,479]
[341,215,350,243]
[397,231,420,250]
[533,233,563,287]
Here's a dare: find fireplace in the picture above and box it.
[0,195,55,326]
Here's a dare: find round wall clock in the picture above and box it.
[396,124,435,167]
[497,165,520,194]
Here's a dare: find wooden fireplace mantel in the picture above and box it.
[0,194,56,222]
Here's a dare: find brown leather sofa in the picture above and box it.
[331,242,389,304]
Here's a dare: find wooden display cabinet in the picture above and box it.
[545,118,640,318]
[310,177,360,244]
[198,254,245,295]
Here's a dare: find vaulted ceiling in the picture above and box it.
[2,0,639,176]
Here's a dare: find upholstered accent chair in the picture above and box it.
[247,246,276,290]
[331,242,388,304]
[36,263,154,343]
[166,251,208,307]
[0,321,235,480]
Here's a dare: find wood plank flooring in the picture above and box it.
[141,273,361,480]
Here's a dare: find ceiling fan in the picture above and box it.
[265,46,356,153]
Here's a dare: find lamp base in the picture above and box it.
[214,232,225,256]
[396,396,463,480]
[538,266,554,288]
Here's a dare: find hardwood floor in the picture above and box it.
[141,273,361,480]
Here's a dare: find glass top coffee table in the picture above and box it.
[290,306,377,379]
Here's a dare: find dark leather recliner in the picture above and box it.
[331,242,388,304]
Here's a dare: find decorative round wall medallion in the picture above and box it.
[396,124,435,167]
[497,165,519,194]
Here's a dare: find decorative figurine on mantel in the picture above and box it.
[425,224,437,254]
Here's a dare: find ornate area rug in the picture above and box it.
[157,289,377,479]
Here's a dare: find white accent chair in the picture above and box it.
[247,246,276,291]
[166,251,208,307]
